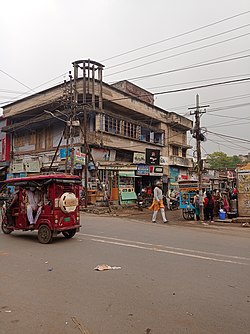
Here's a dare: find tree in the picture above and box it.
[206,152,242,169]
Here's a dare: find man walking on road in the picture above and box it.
[149,180,168,223]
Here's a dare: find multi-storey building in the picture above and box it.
[1,60,193,204]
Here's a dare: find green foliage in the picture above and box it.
[206,152,242,169]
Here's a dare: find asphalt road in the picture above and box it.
[1,213,250,334]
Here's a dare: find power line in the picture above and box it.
[209,120,250,128]
[206,138,248,152]
[206,113,250,121]
[0,89,26,94]
[0,68,36,92]
[118,54,250,83]
[105,77,250,105]
[146,70,250,91]
[154,77,250,96]
[105,32,250,78]
[0,72,68,105]
[102,10,250,62]
[175,93,250,113]
[206,130,250,143]
[206,116,250,128]
[207,103,250,113]
[106,24,250,70]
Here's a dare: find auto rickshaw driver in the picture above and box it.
[5,186,20,227]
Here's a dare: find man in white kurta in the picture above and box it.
[26,187,43,225]
[149,181,168,223]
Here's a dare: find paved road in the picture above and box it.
[1,213,250,334]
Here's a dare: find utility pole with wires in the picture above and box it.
[71,59,105,208]
[189,94,209,219]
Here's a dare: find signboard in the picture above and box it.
[11,163,25,173]
[75,151,85,165]
[136,165,149,176]
[133,152,145,164]
[237,167,250,217]
[98,165,137,171]
[146,149,160,165]
[91,148,116,162]
[160,156,168,165]
[60,148,71,159]
[149,166,163,176]
[25,161,40,173]
[169,166,179,183]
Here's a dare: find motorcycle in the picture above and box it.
[137,196,145,211]
[137,190,152,211]
[169,197,179,210]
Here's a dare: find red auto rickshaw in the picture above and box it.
[1,174,81,244]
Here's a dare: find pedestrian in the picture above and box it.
[149,180,168,223]
[193,190,200,221]
[203,191,215,223]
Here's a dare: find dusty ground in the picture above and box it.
[81,205,248,229]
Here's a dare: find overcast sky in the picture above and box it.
[0,0,249,157]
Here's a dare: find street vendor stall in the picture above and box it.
[178,180,210,220]
[118,171,137,205]
[178,180,198,220]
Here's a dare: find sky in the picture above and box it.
[0,0,250,158]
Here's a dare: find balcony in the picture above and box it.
[169,156,193,168]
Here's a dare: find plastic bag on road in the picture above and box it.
[94,264,121,271]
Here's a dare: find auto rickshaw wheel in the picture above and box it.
[62,229,76,239]
[38,224,53,244]
[1,221,13,234]
[182,208,195,220]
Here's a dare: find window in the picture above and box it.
[15,134,25,147]
[103,115,138,140]
[182,148,187,158]
[101,114,163,144]
[172,146,179,156]
[28,132,36,145]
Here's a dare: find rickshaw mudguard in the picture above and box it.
[37,219,53,230]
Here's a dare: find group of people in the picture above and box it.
[193,190,215,222]
[148,181,237,224]
[193,187,237,223]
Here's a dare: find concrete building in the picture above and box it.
[1,60,193,204]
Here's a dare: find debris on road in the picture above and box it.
[186,312,193,316]
[71,316,90,334]
[48,267,53,271]
[94,264,121,271]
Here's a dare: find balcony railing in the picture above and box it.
[169,156,193,167]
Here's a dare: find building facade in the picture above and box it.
[1,60,193,204]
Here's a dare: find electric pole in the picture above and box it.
[189,94,209,218]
